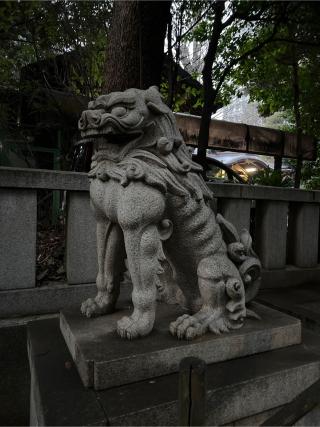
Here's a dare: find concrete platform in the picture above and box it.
[60,301,301,390]
[28,318,320,426]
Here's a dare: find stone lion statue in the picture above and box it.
[78,86,261,340]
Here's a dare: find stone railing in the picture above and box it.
[208,181,320,288]
[1,167,320,317]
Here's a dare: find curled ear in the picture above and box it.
[149,85,160,92]
[145,86,170,114]
[158,219,173,240]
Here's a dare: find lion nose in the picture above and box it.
[79,110,101,130]
[78,111,88,130]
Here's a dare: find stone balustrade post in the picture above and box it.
[66,191,97,284]
[254,200,288,269]
[219,198,251,233]
[0,188,37,290]
[287,203,320,268]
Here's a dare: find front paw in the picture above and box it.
[169,314,206,340]
[80,294,115,318]
[117,314,153,339]
[81,298,101,318]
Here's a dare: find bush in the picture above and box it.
[252,168,293,187]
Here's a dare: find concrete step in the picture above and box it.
[0,325,30,426]
[28,318,320,426]
[28,319,106,427]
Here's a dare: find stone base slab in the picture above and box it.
[28,319,320,426]
[0,282,95,318]
[60,301,301,390]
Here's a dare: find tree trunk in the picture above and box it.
[274,156,283,171]
[292,50,302,188]
[103,1,171,92]
[197,1,225,173]
[167,12,174,107]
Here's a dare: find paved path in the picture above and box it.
[0,325,30,426]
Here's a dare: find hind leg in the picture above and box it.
[170,254,246,340]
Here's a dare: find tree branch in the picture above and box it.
[273,37,320,47]
[0,36,35,44]
[214,23,280,96]
[222,3,270,30]
[170,4,213,49]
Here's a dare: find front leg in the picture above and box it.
[81,219,126,317]
[117,224,165,339]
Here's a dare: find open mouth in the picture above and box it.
[79,130,142,146]
[104,131,142,145]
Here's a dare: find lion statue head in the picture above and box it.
[78,86,212,201]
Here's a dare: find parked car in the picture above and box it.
[205,152,271,183]
[198,155,246,184]
[191,149,271,184]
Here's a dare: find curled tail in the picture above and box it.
[216,213,261,304]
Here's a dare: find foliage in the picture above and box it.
[252,168,293,187]
[160,76,204,112]
[2,0,319,172]
[219,2,320,188]
[0,1,112,170]
[300,144,320,190]
[0,1,112,97]
[0,1,303,116]
[229,2,320,139]
[169,2,294,108]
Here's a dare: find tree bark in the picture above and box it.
[292,54,302,188]
[197,1,225,173]
[167,12,174,107]
[274,156,283,172]
[103,1,171,92]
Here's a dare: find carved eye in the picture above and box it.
[111,106,127,117]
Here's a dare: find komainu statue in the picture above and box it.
[78,86,261,340]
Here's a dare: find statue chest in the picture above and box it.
[89,178,166,228]
[90,179,122,223]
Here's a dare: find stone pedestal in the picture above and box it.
[60,300,301,390]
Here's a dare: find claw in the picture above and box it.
[116,314,153,339]
[81,298,99,318]
[185,327,198,340]
[246,309,261,320]
[170,314,206,340]
[169,314,190,336]
[80,294,116,318]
